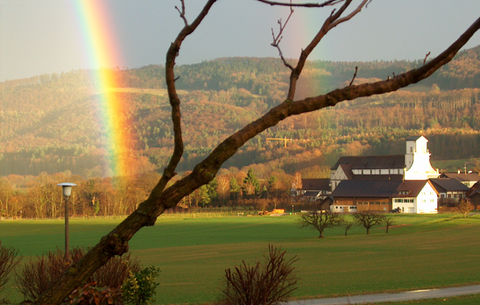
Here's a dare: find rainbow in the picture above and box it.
[72,1,137,177]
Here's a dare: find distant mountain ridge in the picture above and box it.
[1,45,480,177]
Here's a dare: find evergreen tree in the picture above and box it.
[243,168,260,195]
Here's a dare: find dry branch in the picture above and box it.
[271,1,295,70]
[257,0,343,8]
[349,66,358,86]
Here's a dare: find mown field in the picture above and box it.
[1,213,480,304]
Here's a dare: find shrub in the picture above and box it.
[217,245,298,305]
[64,282,123,305]
[0,242,20,293]
[122,266,160,305]
[16,247,141,302]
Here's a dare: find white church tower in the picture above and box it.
[404,136,440,180]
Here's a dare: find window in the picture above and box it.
[363,169,371,175]
[372,169,380,175]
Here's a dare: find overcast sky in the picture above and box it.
[0,0,479,81]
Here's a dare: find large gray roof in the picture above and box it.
[331,180,401,198]
[440,172,479,182]
[430,178,470,192]
[331,180,430,198]
[301,178,330,191]
[331,155,405,171]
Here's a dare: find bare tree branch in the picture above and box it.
[257,0,344,8]
[286,0,363,100]
[329,0,369,29]
[271,1,295,70]
[149,0,218,201]
[349,66,358,86]
[175,0,188,26]
[424,51,431,65]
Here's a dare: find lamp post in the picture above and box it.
[58,182,76,261]
[292,204,295,215]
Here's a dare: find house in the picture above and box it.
[297,178,330,201]
[440,172,479,188]
[392,180,438,213]
[430,178,470,206]
[330,155,404,191]
[466,181,480,210]
[330,180,398,213]
[330,136,439,192]
[330,179,438,214]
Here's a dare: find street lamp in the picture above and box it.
[292,204,295,215]
[58,182,76,261]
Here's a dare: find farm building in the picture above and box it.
[330,180,438,214]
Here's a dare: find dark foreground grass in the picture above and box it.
[1,213,480,304]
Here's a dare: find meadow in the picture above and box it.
[1,213,480,304]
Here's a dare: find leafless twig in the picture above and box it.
[424,51,431,65]
[271,1,295,70]
[257,0,343,8]
[349,66,358,86]
[175,0,188,26]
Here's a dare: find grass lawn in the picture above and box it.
[1,213,480,304]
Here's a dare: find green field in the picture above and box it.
[1,213,480,304]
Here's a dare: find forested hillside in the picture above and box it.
[1,45,480,179]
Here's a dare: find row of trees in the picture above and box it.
[0,168,300,219]
[300,210,395,238]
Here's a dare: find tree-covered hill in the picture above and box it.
[1,45,480,178]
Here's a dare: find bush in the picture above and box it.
[122,266,160,305]
[0,242,20,293]
[16,247,141,302]
[217,245,298,305]
[64,282,123,305]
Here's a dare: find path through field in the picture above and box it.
[287,284,480,304]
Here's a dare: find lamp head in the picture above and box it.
[57,182,77,197]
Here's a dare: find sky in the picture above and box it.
[0,0,479,82]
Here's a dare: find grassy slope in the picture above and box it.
[1,214,480,304]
